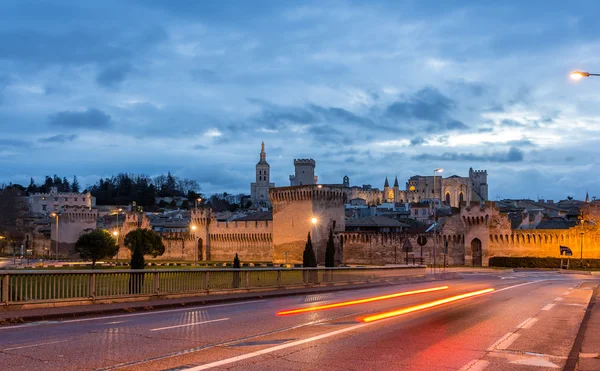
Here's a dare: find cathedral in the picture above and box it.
[250,142,275,207]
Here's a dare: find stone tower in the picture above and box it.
[289,159,317,186]
[343,175,350,187]
[250,142,275,207]
[270,185,346,264]
[469,168,489,201]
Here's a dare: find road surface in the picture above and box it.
[0,270,596,370]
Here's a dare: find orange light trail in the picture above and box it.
[360,288,494,323]
[276,286,449,316]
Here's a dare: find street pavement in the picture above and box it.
[0,270,597,370]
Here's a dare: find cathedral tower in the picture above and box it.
[250,142,275,207]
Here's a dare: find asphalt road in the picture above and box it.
[0,270,597,370]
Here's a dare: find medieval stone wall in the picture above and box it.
[271,185,346,264]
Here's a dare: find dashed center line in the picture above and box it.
[542,303,555,311]
[151,318,229,332]
[554,297,564,302]
[2,340,69,351]
[487,332,520,351]
[516,317,538,330]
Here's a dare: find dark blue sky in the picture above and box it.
[1,0,599,200]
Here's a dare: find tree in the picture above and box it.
[74,230,118,269]
[124,229,165,269]
[303,232,317,267]
[124,228,165,294]
[325,228,335,267]
[181,200,190,209]
[71,176,80,193]
[233,253,241,288]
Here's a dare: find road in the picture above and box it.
[0,270,597,370]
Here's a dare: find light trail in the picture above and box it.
[360,288,494,322]
[276,286,449,316]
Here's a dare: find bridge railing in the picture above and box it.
[0,266,426,306]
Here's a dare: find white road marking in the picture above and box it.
[2,340,69,351]
[541,304,555,311]
[487,332,520,351]
[151,318,229,332]
[509,356,559,368]
[564,291,571,295]
[580,353,600,358]
[554,297,564,302]
[105,321,126,325]
[459,359,489,371]
[516,317,538,330]
[494,280,546,293]
[0,300,265,330]
[521,318,538,329]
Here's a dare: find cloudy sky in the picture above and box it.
[1,0,600,201]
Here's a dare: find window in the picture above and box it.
[42,204,47,211]
[54,197,58,201]
[74,198,78,201]
[64,197,69,201]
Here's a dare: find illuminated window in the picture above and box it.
[409,185,416,191]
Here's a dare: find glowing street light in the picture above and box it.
[311,217,318,225]
[570,71,600,80]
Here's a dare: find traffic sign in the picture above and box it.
[417,235,427,246]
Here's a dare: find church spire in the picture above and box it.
[586,190,590,203]
[384,177,389,188]
[393,176,399,188]
[259,142,267,163]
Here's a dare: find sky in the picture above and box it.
[1,0,600,201]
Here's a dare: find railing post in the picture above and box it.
[277,270,282,286]
[154,272,160,295]
[89,273,96,299]
[2,274,8,305]
[204,271,210,291]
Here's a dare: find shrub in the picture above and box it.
[489,256,600,269]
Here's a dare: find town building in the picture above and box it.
[250,142,275,207]
[28,187,95,214]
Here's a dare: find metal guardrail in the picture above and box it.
[0,266,425,306]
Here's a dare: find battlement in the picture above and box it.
[31,191,92,197]
[55,206,98,222]
[213,220,271,230]
[293,158,316,166]
[270,185,347,203]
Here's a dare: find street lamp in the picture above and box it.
[432,168,443,274]
[195,198,202,210]
[51,212,60,260]
[191,224,197,264]
[570,71,600,80]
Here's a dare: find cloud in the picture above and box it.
[39,134,79,143]
[500,119,524,127]
[386,87,456,122]
[412,146,524,163]
[0,139,30,147]
[410,137,426,146]
[48,108,112,130]
[96,63,133,87]
[190,69,221,83]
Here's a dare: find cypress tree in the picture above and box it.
[233,253,241,268]
[303,232,317,267]
[325,228,335,267]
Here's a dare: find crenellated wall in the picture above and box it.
[271,185,346,264]
[51,206,98,257]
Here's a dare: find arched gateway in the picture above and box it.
[471,238,482,266]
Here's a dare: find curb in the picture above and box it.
[0,274,461,324]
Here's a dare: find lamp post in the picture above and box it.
[113,231,119,261]
[191,225,197,265]
[195,198,202,210]
[432,168,443,274]
[570,71,600,80]
[311,217,318,265]
[51,212,59,260]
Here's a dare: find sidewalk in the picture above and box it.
[575,285,600,370]
[0,273,460,324]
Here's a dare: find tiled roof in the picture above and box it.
[233,211,273,221]
[346,216,409,228]
[536,220,578,230]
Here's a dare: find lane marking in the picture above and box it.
[2,340,69,351]
[554,297,564,302]
[0,300,265,330]
[183,283,542,370]
[563,291,571,295]
[516,317,538,330]
[580,353,600,358]
[277,286,449,316]
[542,304,555,311]
[459,359,489,371]
[151,318,229,332]
[521,318,538,329]
[487,332,520,351]
[494,280,546,293]
[105,321,126,325]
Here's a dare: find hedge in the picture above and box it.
[489,256,600,269]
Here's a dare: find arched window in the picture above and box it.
[445,192,451,205]
[459,192,464,204]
